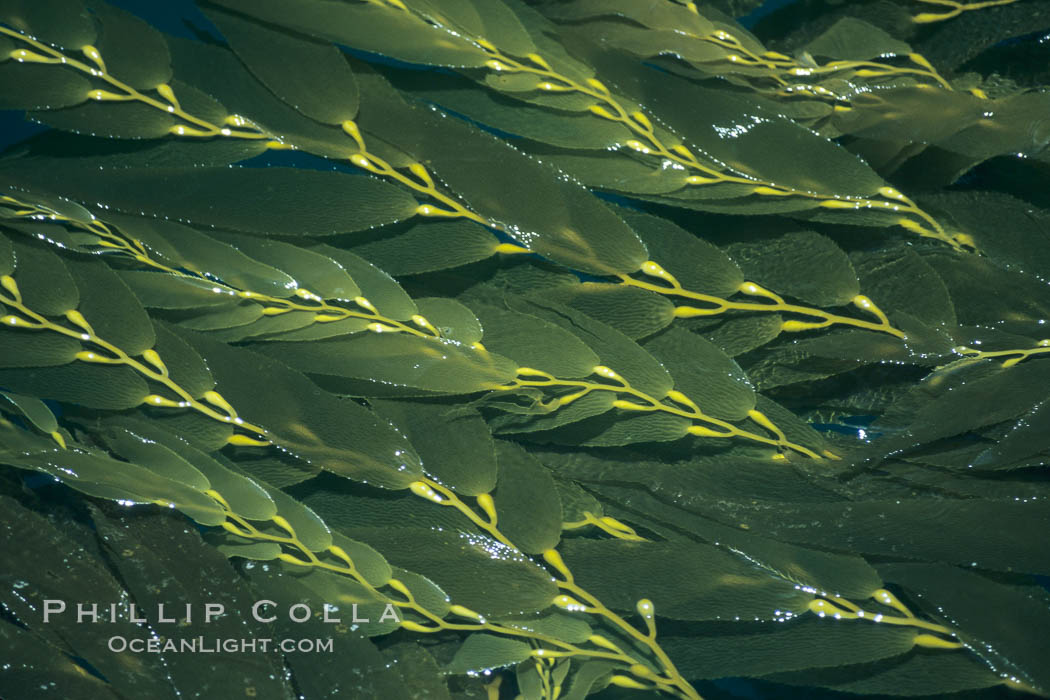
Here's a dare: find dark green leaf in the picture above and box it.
[447,634,532,674]
[645,327,755,420]
[259,332,518,395]
[726,231,861,307]
[205,6,359,125]
[0,62,91,110]
[491,440,561,553]
[178,329,424,489]
[371,399,498,496]
[65,254,155,355]
[89,0,172,89]
[347,526,558,617]
[350,218,498,276]
[468,301,600,379]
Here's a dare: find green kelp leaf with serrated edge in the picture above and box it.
[925,249,1050,326]
[103,416,276,521]
[102,214,297,297]
[726,231,861,307]
[747,328,915,392]
[212,232,360,300]
[852,247,956,329]
[331,531,391,587]
[228,450,319,489]
[0,390,58,434]
[469,0,537,57]
[149,410,233,451]
[254,316,372,343]
[214,538,283,561]
[738,498,1050,576]
[176,329,423,489]
[644,327,755,421]
[98,426,210,492]
[250,559,397,637]
[12,166,419,236]
[546,411,692,447]
[544,151,694,195]
[0,626,122,700]
[618,209,744,297]
[403,72,631,149]
[581,44,888,198]
[468,302,599,379]
[204,5,359,125]
[391,566,451,619]
[206,308,318,343]
[878,361,1050,454]
[64,255,155,355]
[10,238,78,314]
[540,0,716,35]
[0,494,179,699]
[510,297,674,398]
[921,191,1050,276]
[661,620,917,681]
[491,441,561,553]
[312,244,418,319]
[578,479,883,598]
[302,485,474,541]
[502,612,592,647]
[89,506,291,694]
[259,332,518,395]
[351,218,497,276]
[300,615,414,695]
[559,539,811,621]
[209,0,489,68]
[347,527,557,617]
[179,302,263,332]
[0,63,92,110]
[880,563,1050,694]
[164,36,365,161]
[555,477,603,523]
[1,0,94,49]
[767,648,1002,696]
[414,297,482,344]
[370,399,498,496]
[31,101,177,139]
[560,660,618,700]
[487,391,618,436]
[805,17,912,61]
[118,270,239,310]
[0,363,148,409]
[752,394,827,453]
[88,0,172,89]
[517,660,546,700]
[447,634,533,675]
[3,219,99,255]
[15,449,225,525]
[354,71,648,276]
[973,395,1050,469]
[258,483,332,552]
[542,283,675,340]
[700,314,784,357]
[0,330,79,367]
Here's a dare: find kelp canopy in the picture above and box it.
[1,0,1049,698]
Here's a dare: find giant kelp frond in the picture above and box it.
[1,0,1050,698]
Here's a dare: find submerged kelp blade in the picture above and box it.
[1,0,1050,697]
[259,332,518,394]
[4,165,420,235]
[347,526,558,617]
[559,539,812,621]
[178,330,424,489]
